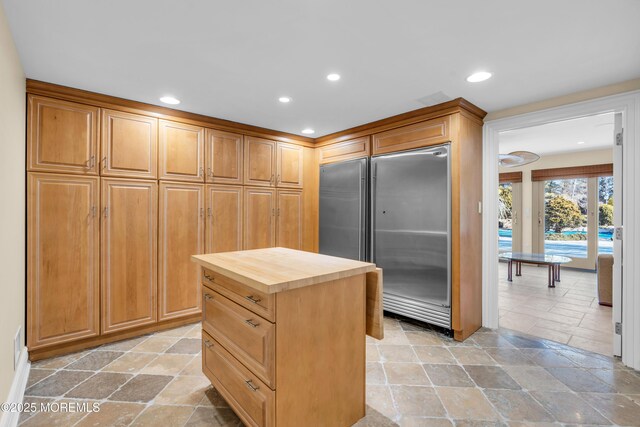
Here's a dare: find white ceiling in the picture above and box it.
[499,112,615,156]
[3,0,640,137]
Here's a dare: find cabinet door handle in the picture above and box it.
[91,206,96,218]
[104,207,109,217]
[199,166,204,177]
[204,293,213,301]
[270,174,274,184]
[245,295,261,304]
[200,208,204,218]
[204,339,213,348]
[207,167,213,178]
[245,380,259,392]
[207,207,212,218]
[245,319,259,328]
[203,272,214,281]
[277,174,280,184]
[102,156,107,170]
[85,155,95,169]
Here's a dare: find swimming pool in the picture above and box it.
[498,228,613,255]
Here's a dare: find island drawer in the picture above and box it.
[202,286,275,388]
[202,268,275,322]
[203,331,275,427]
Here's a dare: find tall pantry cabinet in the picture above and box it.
[26,83,314,360]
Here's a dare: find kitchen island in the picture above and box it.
[191,247,381,427]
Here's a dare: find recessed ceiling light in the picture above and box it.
[326,73,341,81]
[466,71,492,83]
[301,128,315,135]
[577,141,586,145]
[160,96,180,105]
[278,96,292,103]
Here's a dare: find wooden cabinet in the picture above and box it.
[158,182,205,321]
[159,120,205,182]
[28,96,100,175]
[244,137,276,187]
[27,173,100,349]
[195,249,372,427]
[244,187,276,250]
[244,138,304,189]
[276,190,303,250]
[206,129,243,184]
[101,109,157,179]
[101,178,157,333]
[372,116,450,155]
[276,143,303,188]
[318,137,370,164]
[206,185,243,253]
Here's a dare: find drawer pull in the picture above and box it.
[245,319,260,328]
[204,339,213,348]
[203,273,214,281]
[245,295,262,304]
[204,293,213,301]
[245,380,259,392]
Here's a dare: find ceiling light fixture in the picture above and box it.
[577,141,586,145]
[301,128,315,135]
[326,73,341,81]
[466,71,492,83]
[160,96,180,105]
[279,96,292,103]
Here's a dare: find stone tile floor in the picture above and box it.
[499,262,613,355]
[19,316,640,426]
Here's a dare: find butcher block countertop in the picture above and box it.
[191,247,376,294]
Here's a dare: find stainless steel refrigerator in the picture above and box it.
[371,145,451,328]
[318,145,451,329]
[319,158,368,261]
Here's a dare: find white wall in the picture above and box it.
[486,78,640,121]
[0,1,25,403]
[499,148,613,253]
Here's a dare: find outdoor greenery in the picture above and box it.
[599,197,614,226]
[545,195,584,233]
[546,232,587,241]
[498,184,512,221]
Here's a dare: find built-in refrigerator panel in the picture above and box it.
[371,145,451,328]
[319,158,368,261]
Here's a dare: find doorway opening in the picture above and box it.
[495,112,618,356]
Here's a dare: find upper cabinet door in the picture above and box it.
[27,173,100,350]
[206,129,243,184]
[159,182,204,321]
[372,116,450,155]
[159,120,205,182]
[318,137,370,165]
[244,137,276,187]
[101,109,158,179]
[276,189,303,250]
[101,178,158,334]
[276,143,303,188]
[28,95,100,175]
[207,185,243,253]
[244,187,276,250]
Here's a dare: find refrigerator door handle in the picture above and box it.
[370,161,377,264]
[359,159,368,262]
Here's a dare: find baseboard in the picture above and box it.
[0,348,30,427]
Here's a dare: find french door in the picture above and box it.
[534,173,613,270]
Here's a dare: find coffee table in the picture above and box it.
[500,252,572,288]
